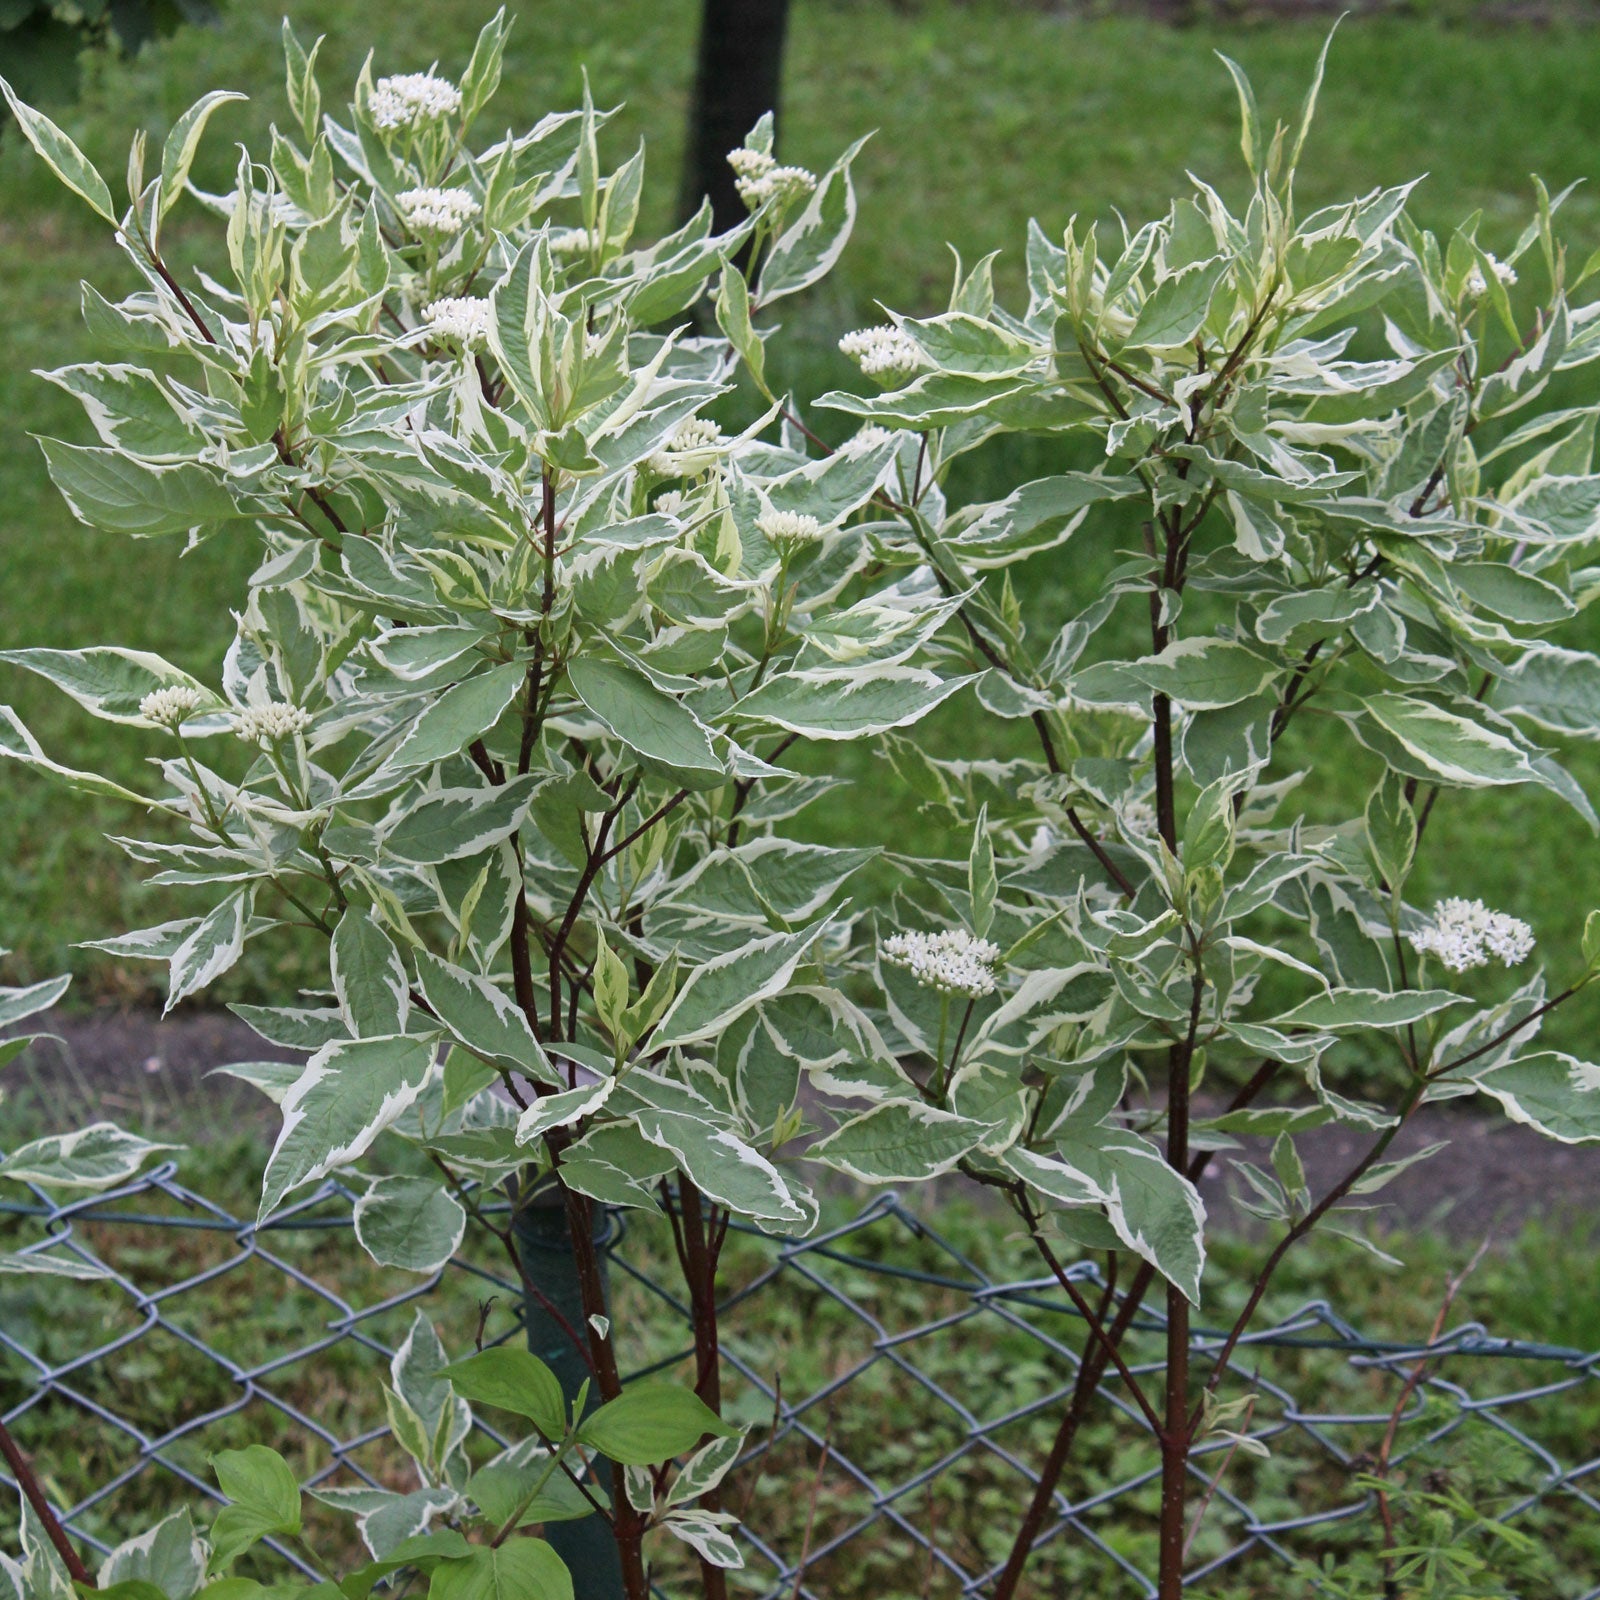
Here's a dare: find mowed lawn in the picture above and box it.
[3,0,1600,1020]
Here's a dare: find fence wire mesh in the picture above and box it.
[3,1158,1599,1599]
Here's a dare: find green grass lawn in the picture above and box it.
[3,0,1600,1011]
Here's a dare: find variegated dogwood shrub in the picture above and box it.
[782,35,1600,1599]
[3,19,1600,1600]
[0,15,950,1596]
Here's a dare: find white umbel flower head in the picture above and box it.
[139,685,203,729]
[735,162,816,209]
[1118,799,1159,842]
[839,324,927,381]
[421,295,491,345]
[1465,255,1517,299]
[726,147,775,181]
[648,417,724,476]
[882,928,1000,998]
[233,702,313,746]
[548,227,595,257]
[1410,898,1535,972]
[654,490,688,517]
[841,424,897,455]
[396,187,480,237]
[756,508,827,553]
[369,72,462,132]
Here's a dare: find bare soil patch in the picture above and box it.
[7,1007,1597,1238]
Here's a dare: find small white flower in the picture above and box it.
[756,508,827,551]
[421,295,491,345]
[726,147,775,181]
[839,324,927,381]
[548,227,595,257]
[669,418,723,451]
[735,163,816,209]
[841,424,897,455]
[369,71,462,132]
[396,186,480,237]
[233,702,313,746]
[1119,800,1159,842]
[139,685,203,729]
[654,490,687,517]
[881,928,1000,998]
[647,417,724,477]
[1410,898,1534,972]
[1465,254,1517,299]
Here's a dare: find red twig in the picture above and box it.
[0,1415,91,1584]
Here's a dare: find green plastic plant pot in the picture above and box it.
[512,1189,625,1600]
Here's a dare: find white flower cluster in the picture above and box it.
[369,72,462,131]
[396,187,480,237]
[233,702,313,745]
[648,417,724,476]
[1410,898,1535,972]
[841,424,897,455]
[726,147,772,182]
[654,490,688,517]
[882,928,1000,998]
[726,146,816,209]
[1465,255,1518,298]
[139,685,203,728]
[548,227,595,257]
[756,508,827,550]
[421,295,491,344]
[839,324,927,381]
[1119,799,1159,841]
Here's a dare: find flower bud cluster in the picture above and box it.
[1465,255,1517,298]
[139,685,203,728]
[756,509,827,552]
[726,147,816,209]
[549,227,596,257]
[396,187,480,237]
[233,703,313,746]
[882,928,1000,998]
[421,295,492,345]
[370,72,462,131]
[1119,800,1159,842]
[1410,898,1535,971]
[839,325,927,381]
[648,418,724,477]
[841,425,897,455]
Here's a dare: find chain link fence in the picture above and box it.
[4,1159,1599,1598]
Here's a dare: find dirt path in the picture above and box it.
[9,1008,1598,1237]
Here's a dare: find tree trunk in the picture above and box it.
[679,0,793,231]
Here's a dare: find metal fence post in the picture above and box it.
[512,1188,625,1600]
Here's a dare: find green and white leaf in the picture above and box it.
[354,1176,467,1273]
[1473,1052,1600,1143]
[413,951,559,1085]
[809,1100,992,1182]
[517,1077,616,1145]
[0,648,215,726]
[649,919,832,1051]
[259,1036,437,1219]
[632,1109,806,1224]
[0,1123,178,1191]
[332,908,411,1037]
[737,666,975,739]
